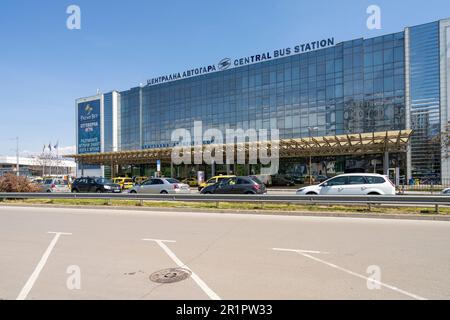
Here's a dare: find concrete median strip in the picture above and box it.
[16,232,72,300]
[142,239,221,300]
[272,248,427,300]
[2,202,450,221]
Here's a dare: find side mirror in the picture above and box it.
[322,182,328,187]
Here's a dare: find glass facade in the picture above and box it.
[409,22,441,178]
[118,87,141,151]
[118,33,406,150]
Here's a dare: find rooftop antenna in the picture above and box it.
[96,88,100,95]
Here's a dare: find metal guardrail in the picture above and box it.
[1,193,450,209]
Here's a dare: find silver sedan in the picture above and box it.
[129,178,190,194]
[40,178,71,193]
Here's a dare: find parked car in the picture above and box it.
[314,175,329,183]
[271,175,296,187]
[112,177,134,190]
[182,177,199,187]
[30,177,44,184]
[129,178,190,194]
[442,188,450,195]
[289,175,305,185]
[201,176,267,195]
[296,174,396,196]
[40,178,71,193]
[198,175,236,191]
[71,177,122,193]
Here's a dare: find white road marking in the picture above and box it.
[17,232,72,300]
[272,248,427,301]
[143,239,221,300]
[142,238,176,243]
[273,248,330,255]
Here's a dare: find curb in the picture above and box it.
[1,203,450,221]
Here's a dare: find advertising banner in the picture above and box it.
[78,100,101,154]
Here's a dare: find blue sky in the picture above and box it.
[0,0,449,156]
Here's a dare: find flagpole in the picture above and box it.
[49,142,52,177]
[56,143,59,177]
[42,145,45,177]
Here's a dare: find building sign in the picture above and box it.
[157,160,161,172]
[197,171,205,185]
[143,139,215,150]
[146,38,335,87]
[78,99,101,154]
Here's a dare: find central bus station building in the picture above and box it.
[69,19,450,185]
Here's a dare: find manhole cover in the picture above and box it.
[150,268,192,284]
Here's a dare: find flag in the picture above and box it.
[43,145,46,153]
[48,143,52,151]
[54,141,59,150]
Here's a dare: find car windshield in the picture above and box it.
[96,178,112,184]
[166,179,180,184]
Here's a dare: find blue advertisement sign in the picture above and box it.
[78,99,101,154]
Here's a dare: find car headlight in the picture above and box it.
[104,186,112,190]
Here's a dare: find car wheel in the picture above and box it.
[306,192,318,195]
[47,190,52,193]
[72,189,79,193]
[96,189,103,193]
[160,190,168,194]
[204,191,212,194]
[368,192,381,196]
[130,190,137,194]
[245,191,255,195]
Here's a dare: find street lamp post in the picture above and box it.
[307,127,319,185]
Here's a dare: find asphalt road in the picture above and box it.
[0,206,449,300]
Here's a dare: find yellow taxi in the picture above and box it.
[182,177,199,187]
[198,175,236,191]
[113,177,134,190]
[134,176,148,185]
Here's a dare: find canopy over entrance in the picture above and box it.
[66,130,413,166]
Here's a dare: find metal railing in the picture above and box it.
[1,193,450,212]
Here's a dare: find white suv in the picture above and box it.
[296,174,396,196]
